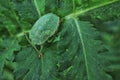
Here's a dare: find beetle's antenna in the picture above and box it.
[24,32,42,58]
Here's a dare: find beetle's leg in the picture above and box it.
[38,51,42,58]
[38,45,43,57]
[24,32,42,58]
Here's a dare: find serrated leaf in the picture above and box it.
[1,0,120,80]
[49,19,112,80]
[14,18,112,80]
[101,47,120,80]
[12,0,38,22]
[29,13,59,45]
[14,47,59,80]
[72,18,111,80]
[0,38,20,79]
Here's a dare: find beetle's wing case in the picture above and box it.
[29,13,59,45]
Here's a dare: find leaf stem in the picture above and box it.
[65,0,119,19]
[24,32,42,58]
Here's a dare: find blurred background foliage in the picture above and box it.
[0,0,120,80]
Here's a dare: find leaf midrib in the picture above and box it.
[65,0,119,19]
[74,18,90,80]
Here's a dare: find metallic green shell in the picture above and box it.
[29,13,59,45]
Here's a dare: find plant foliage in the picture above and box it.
[0,0,120,80]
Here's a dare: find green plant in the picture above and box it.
[0,0,120,80]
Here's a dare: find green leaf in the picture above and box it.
[12,0,38,22]
[88,1,120,21]
[72,18,111,80]
[65,0,119,19]
[0,0,20,36]
[15,18,112,80]
[101,47,120,80]
[33,0,45,16]
[50,19,111,80]
[1,0,120,80]
[0,38,20,80]
[14,47,41,80]
[14,47,59,80]
[29,13,59,45]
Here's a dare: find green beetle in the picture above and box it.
[27,13,59,57]
[29,13,59,45]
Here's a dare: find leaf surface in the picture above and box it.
[14,47,59,80]
[73,18,111,80]
[0,0,120,80]
[0,38,20,80]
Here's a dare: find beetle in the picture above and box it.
[25,13,60,57]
